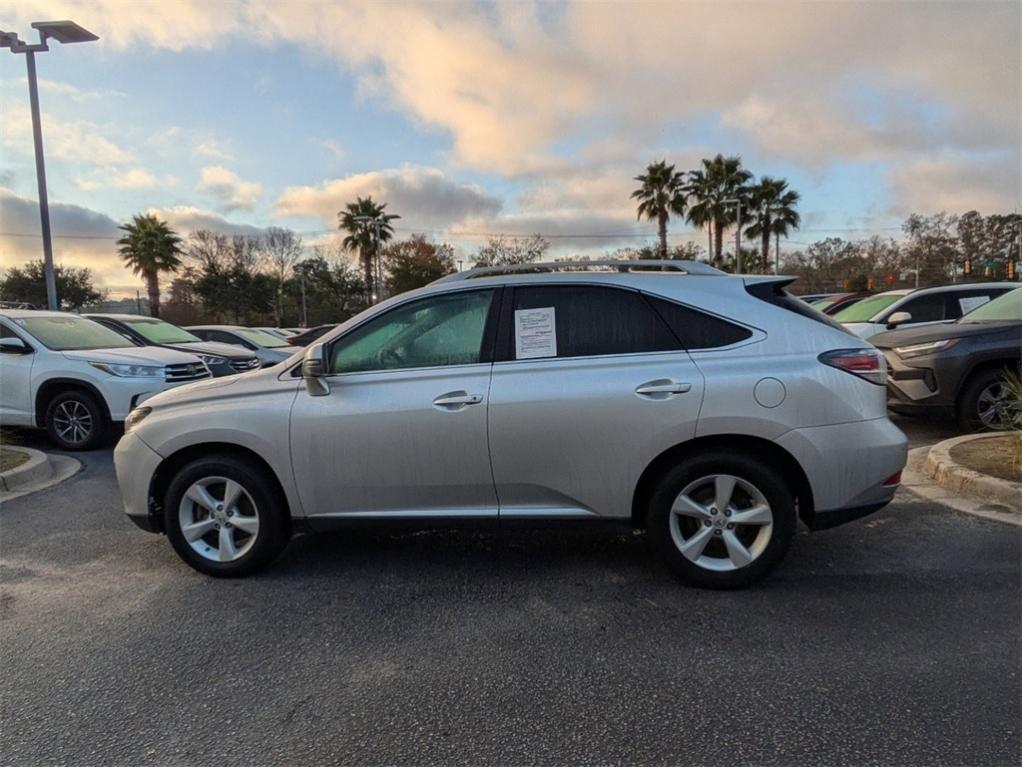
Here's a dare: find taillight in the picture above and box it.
[818,348,886,385]
[286,337,297,345]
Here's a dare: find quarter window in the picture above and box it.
[330,289,495,373]
[894,294,946,323]
[509,286,679,359]
[645,295,752,349]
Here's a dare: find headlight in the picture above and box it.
[197,354,226,367]
[124,406,152,433]
[89,362,164,377]
[893,338,959,359]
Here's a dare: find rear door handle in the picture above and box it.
[432,391,484,410]
[634,379,692,398]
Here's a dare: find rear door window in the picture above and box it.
[507,285,679,360]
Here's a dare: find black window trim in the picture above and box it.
[322,285,503,377]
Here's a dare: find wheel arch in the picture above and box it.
[956,358,1021,408]
[631,434,814,529]
[34,378,112,428]
[147,442,292,535]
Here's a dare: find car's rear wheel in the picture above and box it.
[647,452,796,589]
[957,367,1021,432]
[44,390,107,451]
[164,455,290,576]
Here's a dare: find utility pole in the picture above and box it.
[300,272,308,327]
[724,198,743,273]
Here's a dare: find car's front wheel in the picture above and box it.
[957,367,1021,432]
[647,452,796,589]
[44,390,107,450]
[164,455,291,576]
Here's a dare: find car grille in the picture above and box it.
[165,362,212,382]
[229,357,261,372]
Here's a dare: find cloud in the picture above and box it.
[146,205,268,238]
[276,166,502,230]
[1,107,133,167]
[194,140,234,161]
[321,139,346,161]
[196,165,262,211]
[888,152,1022,216]
[20,77,126,102]
[74,167,178,191]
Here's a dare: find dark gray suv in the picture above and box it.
[871,288,1021,431]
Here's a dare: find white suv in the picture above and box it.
[114,261,908,588]
[0,310,211,450]
[833,282,1015,339]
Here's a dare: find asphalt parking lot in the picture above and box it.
[1,416,1019,766]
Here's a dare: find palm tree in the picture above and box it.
[117,214,182,317]
[744,177,801,272]
[631,160,687,258]
[338,196,399,303]
[684,154,752,268]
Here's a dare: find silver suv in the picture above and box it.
[114,261,907,588]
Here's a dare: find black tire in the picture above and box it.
[44,390,107,451]
[646,451,796,589]
[957,367,1019,432]
[164,455,291,577]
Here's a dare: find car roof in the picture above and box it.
[186,325,247,331]
[85,313,165,322]
[0,309,86,319]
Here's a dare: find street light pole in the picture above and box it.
[1,21,98,311]
[24,50,57,310]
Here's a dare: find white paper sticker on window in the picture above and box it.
[959,296,990,314]
[514,307,557,359]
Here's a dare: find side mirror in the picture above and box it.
[886,311,912,329]
[302,342,330,397]
[0,336,31,354]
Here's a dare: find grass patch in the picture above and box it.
[0,447,29,473]
[950,434,1022,483]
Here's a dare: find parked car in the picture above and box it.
[833,282,1015,339]
[184,326,294,366]
[285,324,337,347]
[798,292,841,303]
[85,314,260,377]
[0,310,210,450]
[115,260,907,588]
[253,327,298,340]
[871,287,1021,431]
[809,291,872,316]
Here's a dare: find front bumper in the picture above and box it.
[113,431,164,533]
[777,417,907,529]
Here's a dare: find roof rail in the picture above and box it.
[433,259,725,284]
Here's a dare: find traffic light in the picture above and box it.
[963,258,971,276]
[1008,260,1016,280]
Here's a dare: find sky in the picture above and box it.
[1,0,1019,298]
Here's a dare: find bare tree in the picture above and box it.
[258,227,304,326]
[474,234,549,267]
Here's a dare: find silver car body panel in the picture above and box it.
[117,269,907,529]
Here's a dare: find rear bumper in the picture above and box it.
[777,417,907,528]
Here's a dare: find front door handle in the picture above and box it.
[432,391,484,410]
[634,379,692,399]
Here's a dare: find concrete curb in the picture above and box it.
[923,432,1022,511]
[0,447,52,492]
[902,446,1020,526]
[0,450,80,504]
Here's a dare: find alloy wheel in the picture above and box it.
[976,382,1022,430]
[178,476,261,562]
[669,474,774,572]
[52,400,93,445]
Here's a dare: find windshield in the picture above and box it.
[235,328,290,348]
[810,297,840,311]
[960,288,1022,323]
[15,315,137,351]
[832,294,904,322]
[124,318,201,344]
